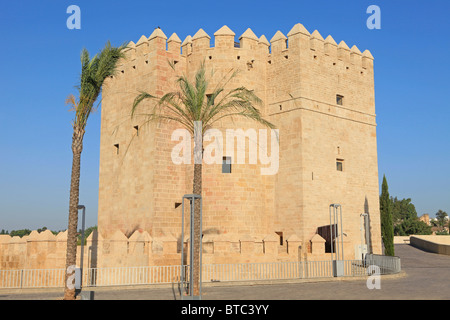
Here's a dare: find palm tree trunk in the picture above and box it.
[192,163,202,296]
[63,126,85,300]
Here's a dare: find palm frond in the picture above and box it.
[70,41,126,130]
[131,62,276,137]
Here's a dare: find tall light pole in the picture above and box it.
[180,194,202,300]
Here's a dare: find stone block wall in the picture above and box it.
[0,229,342,270]
[97,23,382,263]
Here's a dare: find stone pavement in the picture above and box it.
[1,244,449,300]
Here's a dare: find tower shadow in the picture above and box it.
[364,196,373,254]
[87,230,98,287]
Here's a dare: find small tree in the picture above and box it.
[436,210,448,231]
[394,218,432,236]
[9,229,32,238]
[380,175,395,256]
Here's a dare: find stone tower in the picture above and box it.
[98,24,382,265]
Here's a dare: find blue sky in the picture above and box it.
[0,0,449,231]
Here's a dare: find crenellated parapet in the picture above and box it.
[275,23,372,69]
[109,23,374,96]
[192,28,211,50]
[114,23,374,69]
[0,228,339,270]
[167,33,182,54]
[239,28,259,50]
[0,230,69,270]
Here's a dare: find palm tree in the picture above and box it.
[64,41,126,300]
[131,63,275,296]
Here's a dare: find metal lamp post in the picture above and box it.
[180,194,202,300]
[330,204,344,277]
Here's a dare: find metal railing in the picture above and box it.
[0,257,401,289]
[0,268,65,289]
[84,265,184,287]
[364,254,401,275]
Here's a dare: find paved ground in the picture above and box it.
[1,244,449,300]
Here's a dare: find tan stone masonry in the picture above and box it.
[0,23,382,270]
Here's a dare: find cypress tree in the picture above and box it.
[380,175,395,256]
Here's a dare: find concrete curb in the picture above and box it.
[0,271,407,296]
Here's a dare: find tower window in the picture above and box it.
[336,95,344,106]
[336,159,344,172]
[206,94,215,105]
[275,232,284,246]
[222,156,232,174]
